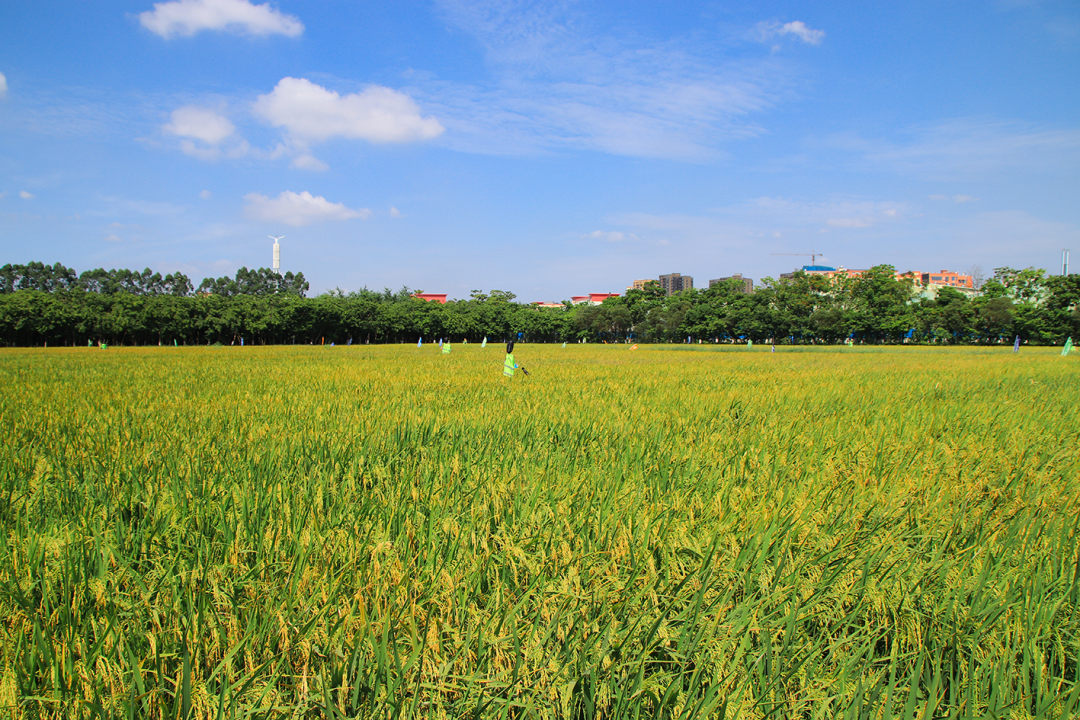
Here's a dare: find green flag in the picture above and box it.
[747,340,753,349]
[503,353,515,377]
[1064,337,1073,356]
[482,337,487,348]
[562,342,566,348]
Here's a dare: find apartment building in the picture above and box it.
[708,274,754,293]
[659,273,693,295]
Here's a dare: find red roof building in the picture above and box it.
[413,293,448,304]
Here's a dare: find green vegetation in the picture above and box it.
[2,344,1079,718]
[2,262,1079,347]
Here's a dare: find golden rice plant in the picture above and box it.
[1,344,1078,718]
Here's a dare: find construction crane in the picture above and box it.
[771,252,825,266]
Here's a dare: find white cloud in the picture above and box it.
[778,21,825,45]
[163,106,251,160]
[0,71,7,98]
[585,230,638,242]
[389,206,402,218]
[139,0,303,38]
[253,77,444,145]
[243,190,371,226]
[165,106,235,144]
[290,153,329,172]
[756,20,825,46]
[199,190,212,199]
[0,191,6,199]
[19,191,35,200]
[104,234,123,242]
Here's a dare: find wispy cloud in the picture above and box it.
[746,197,908,231]
[603,196,909,265]
[827,118,1080,177]
[290,154,329,172]
[420,0,797,160]
[584,230,638,242]
[755,20,825,46]
[92,196,187,218]
[929,194,979,203]
[19,191,35,200]
[0,71,7,98]
[139,0,303,39]
[243,190,371,226]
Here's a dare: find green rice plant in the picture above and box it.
[0,344,1077,718]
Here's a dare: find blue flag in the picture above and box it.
[1013,335,1020,352]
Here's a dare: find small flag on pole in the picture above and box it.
[417,337,422,347]
[630,344,638,350]
[562,342,566,348]
[747,340,753,349]
[1013,335,1020,352]
[438,338,442,348]
[482,337,487,348]
[771,344,776,353]
[1063,337,1073,356]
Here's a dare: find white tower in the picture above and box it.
[270,236,283,274]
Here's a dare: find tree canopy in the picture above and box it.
[1,262,1076,347]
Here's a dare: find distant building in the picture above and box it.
[780,265,837,279]
[570,293,620,306]
[531,301,564,308]
[628,279,653,291]
[921,270,974,290]
[659,273,693,295]
[780,266,942,286]
[709,274,754,293]
[413,293,448,304]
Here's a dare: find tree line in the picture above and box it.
[0,262,1076,347]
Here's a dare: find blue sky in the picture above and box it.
[1,0,1078,301]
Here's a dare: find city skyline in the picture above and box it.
[1,0,1078,300]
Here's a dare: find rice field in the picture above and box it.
[1,344,1078,719]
